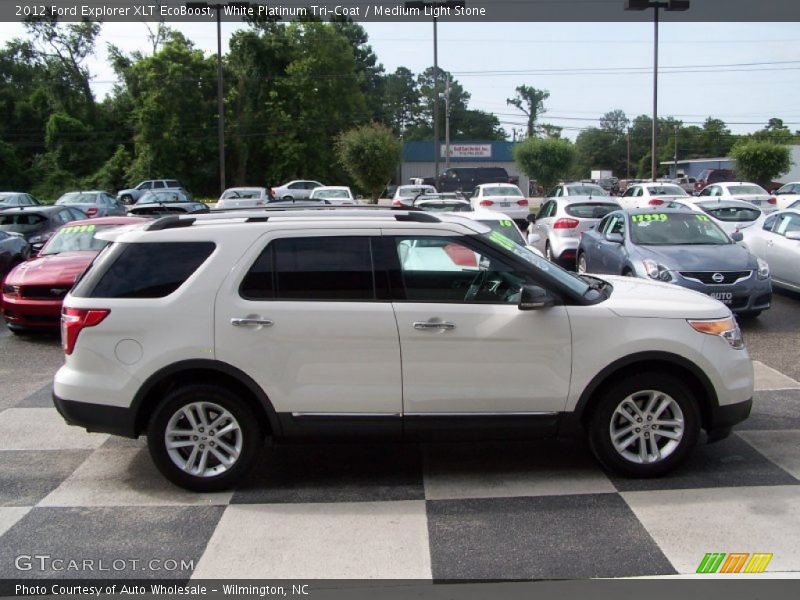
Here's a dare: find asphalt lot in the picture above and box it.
[0,289,799,580]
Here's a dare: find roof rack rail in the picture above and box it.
[146,215,196,231]
[393,212,441,223]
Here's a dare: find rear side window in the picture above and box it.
[165,180,181,188]
[240,236,375,301]
[565,203,617,219]
[74,242,215,298]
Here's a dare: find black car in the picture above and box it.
[0,230,30,280]
[437,167,512,193]
[0,192,44,211]
[128,190,210,216]
[0,206,86,254]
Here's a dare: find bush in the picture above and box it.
[336,124,401,202]
[514,137,576,193]
[731,139,792,188]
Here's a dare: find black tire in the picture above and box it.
[577,252,587,274]
[622,268,635,277]
[121,194,133,204]
[282,195,293,201]
[588,372,700,478]
[147,384,263,492]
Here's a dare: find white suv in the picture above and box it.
[54,210,753,491]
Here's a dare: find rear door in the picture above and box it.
[766,213,800,284]
[215,230,402,437]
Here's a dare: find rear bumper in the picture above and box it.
[53,393,138,438]
[706,396,752,443]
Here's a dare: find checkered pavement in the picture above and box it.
[1,360,799,580]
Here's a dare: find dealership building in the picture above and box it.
[400,141,530,193]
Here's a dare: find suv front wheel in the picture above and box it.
[147,384,263,491]
[588,372,700,477]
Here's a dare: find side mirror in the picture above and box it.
[519,285,555,310]
[730,231,744,242]
[605,232,624,244]
[785,231,800,241]
[526,213,537,223]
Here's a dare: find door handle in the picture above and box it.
[231,318,273,327]
[413,321,456,331]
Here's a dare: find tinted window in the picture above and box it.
[763,214,777,231]
[699,205,761,222]
[727,185,767,195]
[165,180,181,188]
[241,237,374,301]
[153,181,166,189]
[0,212,46,233]
[77,242,215,298]
[565,203,618,219]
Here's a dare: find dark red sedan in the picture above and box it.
[1,216,149,333]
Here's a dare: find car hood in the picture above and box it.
[5,252,95,286]
[598,275,730,319]
[634,243,756,271]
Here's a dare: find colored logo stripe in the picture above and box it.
[696,553,773,574]
[697,553,726,573]
[744,553,773,573]
[720,553,749,573]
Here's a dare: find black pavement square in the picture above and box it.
[737,389,800,430]
[610,433,799,492]
[0,450,90,507]
[231,442,425,504]
[426,494,676,579]
[0,506,225,579]
[15,385,55,409]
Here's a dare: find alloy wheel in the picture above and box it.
[609,390,684,464]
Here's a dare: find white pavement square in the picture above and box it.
[0,507,31,538]
[622,485,800,574]
[192,501,432,579]
[738,430,800,480]
[39,448,233,507]
[0,408,108,450]
[753,361,800,391]
[422,442,616,500]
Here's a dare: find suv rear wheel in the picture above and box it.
[147,384,263,491]
[588,372,700,477]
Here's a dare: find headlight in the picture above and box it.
[28,234,47,244]
[757,257,770,280]
[688,317,744,350]
[2,284,20,298]
[642,258,672,282]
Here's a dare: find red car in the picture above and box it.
[1,216,148,333]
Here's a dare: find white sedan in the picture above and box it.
[696,182,777,213]
[773,181,800,210]
[309,186,358,206]
[616,182,690,209]
[217,187,269,209]
[391,185,437,208]
[661,198,764,236]
[740,209,800,292]
[468,183,529,222]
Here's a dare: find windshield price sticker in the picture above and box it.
[632,213,668,224]
[696,214,711,221]
[488,230,516,250]
[58,225,95,235]
[499,219,514,228]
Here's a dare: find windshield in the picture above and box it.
[565,203,618,219]
[0,194,20,204]
[59,193,98,204]
[566,185,607,196]
[0,213,46,233]
[483,186,523,197]
[314,189,350,199]
[137,191,184,204]
[698,204,761,222]
[476,218,527,245]
[399,187,434,197]
[222,189,261,199]
[728,185,766,195]
[630,212,731,245]
[480,229,591,296]
[645,185,687,196]
[41,223,112,255]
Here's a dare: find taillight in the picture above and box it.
[86,207,98,217]
[269,188,276,198]
[517,199,529,206]
[479,200,494,207]
[553,218,580,229]
[648,198,664,206]
[391,199,403,207]
[768,197,777,205]
[61,307,110,355]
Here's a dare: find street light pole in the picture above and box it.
[673,124,678,178]
[215,6,226,194]
[624,1,690,182]
[444,73,451,171]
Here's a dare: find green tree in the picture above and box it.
[506,85,549,138]
[514,137,575,192]
[83,144,132,192]
[730,140,792,188]
[381,67,420,135]
[336,123,401,202]
[753,118,795,144]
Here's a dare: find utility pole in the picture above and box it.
[626,127,631,181]
[433,16,439,180]
[444,74,451,171]
[673,124,678,178]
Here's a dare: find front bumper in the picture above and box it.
[1,296,62,329]
[706,397,752,442]
[53,393,138,438]
[668,273,772,314]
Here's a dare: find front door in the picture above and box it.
[385,233,572,433]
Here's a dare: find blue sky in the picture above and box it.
[1,20,797,139]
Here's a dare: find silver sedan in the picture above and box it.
[740,209,800,292]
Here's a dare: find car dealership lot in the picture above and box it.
[0,293,799,580]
